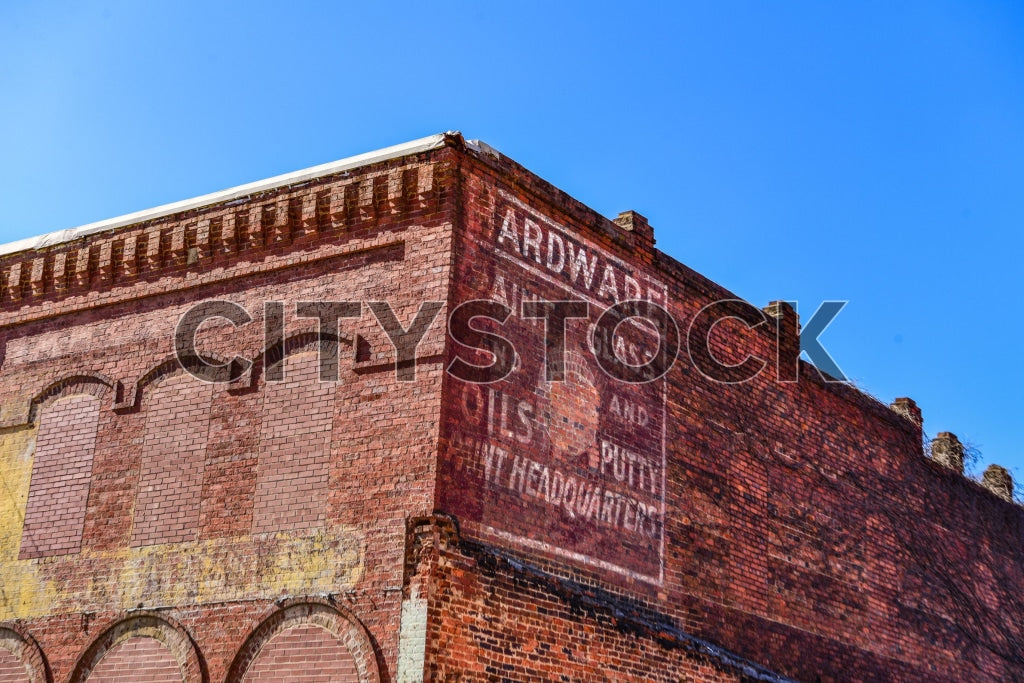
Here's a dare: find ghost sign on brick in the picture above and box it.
[442,191,668,584]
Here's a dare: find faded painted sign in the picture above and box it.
[442,190,667,584]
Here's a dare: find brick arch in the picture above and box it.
[201,329,349,394]
[90,350,249,415]
[138,356,204,398]
[0,624,50,683]
[27,372,115,424]
[253,330,346,386]
[225,601,379,683]
[68,613,203,683]
[126,352,240,410]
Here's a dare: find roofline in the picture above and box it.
[0,132,457,259]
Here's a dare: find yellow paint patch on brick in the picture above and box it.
[0,563,53,619]
[106,527,366,610]
[0,426,36,563]
[1,526,365,620]
[0,415,364,619]
[0,425,56,619]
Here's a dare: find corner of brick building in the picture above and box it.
[0,134,1022,683]
[424,140,1024,682]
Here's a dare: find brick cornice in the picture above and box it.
[0,153,452,329]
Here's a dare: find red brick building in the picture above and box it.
[0,133,1020,682]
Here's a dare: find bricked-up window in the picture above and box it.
[85,637,182,683]
[252,351,334,534]
[240,624,359,683]
[131,373,212,547]
[19,393,100,559]
[0,646,30,683]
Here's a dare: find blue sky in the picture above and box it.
[1,2,1022,481]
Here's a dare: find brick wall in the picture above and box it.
[131,373,212,546]
[0,135,1020,681]
[19,393,101,559]
[409,516,750,682]
[0,648,29,683]
[0,145,454,682]
[433,145,1024,681]
[252,351,333,534]
[0,627,43,683]
[240,624,358,683]
[85,637,182,683]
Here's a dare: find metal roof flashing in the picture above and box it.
[0,132,458,259]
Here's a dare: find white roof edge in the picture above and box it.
[0,132,456,259]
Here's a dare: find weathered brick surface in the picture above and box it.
[226,601,380,683]
[0,648,29,683]
[85,637,181,682]
[0,135,1019,682]
[252,351,333,534]
[19,393,101,559]
[433,145,1024,681]
[131,373,211,547]
[428,544,744,682]
[0,627,45,683]
[0,147,454,682]
[241,624,358,682]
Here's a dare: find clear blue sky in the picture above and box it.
[2,2,1022,481]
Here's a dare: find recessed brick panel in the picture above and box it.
[86,637,182,683]
[253,352,334,534]
[20,393,100,559]
[241,624,358,683]
[131,373,212,547]
[0,648,28,683]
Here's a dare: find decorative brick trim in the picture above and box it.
[67,613,204,683]
[225,600,380,683]
[0,370,117,428]
[114,352,241,413]
[0,159,443,320]
[0,623,50,683]
[260,331,336,380]
[21,372,117,427]
[235,330,353,393]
